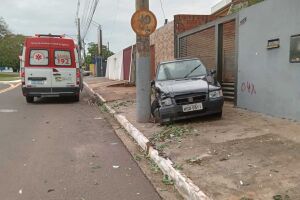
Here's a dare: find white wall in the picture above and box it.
[237,0,300,120]
[106,51,124,80]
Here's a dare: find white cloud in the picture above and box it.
[0,0,221,52]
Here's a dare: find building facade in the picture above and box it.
[237,0,300,120]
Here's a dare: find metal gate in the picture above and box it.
[177,14,238,102]
[179,27,216,70]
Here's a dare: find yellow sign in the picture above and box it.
[131,9,157,37]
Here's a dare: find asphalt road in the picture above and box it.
[0,83,9,91]
[0,86,160,200]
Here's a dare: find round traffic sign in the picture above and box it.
[131,9,157,37]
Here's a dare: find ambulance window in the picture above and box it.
[30,50,49,66]
[55,50,71,66]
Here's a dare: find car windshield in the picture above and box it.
[156,59,207,81]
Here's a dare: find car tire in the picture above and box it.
[151,99,159,115]
[26,96,34,103]
[151,99,162,123]
[215,111,222,118]
[73,95,80,102]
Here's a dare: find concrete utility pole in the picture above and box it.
[97,25,103,56]
[82,39,87,68]
[135,0,151,122]
[77,18,82,66]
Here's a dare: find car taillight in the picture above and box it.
[21,68,25,85]
[76,68,80,85]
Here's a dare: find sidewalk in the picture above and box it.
[85,77,300,200]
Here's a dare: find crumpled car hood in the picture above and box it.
[156,79,209,97]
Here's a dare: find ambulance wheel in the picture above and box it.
[26,96,34,103]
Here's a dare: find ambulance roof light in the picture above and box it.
[35,34,65,38]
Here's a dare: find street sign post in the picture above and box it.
[131,9,157,37]
[132,1,157,123]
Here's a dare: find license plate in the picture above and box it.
[182,103,203,112]
[31,80,44,85]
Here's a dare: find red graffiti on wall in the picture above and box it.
[241,81,256,95]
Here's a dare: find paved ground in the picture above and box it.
[0,86,160,200]
[0,83,9,91]
[112,100,300,200]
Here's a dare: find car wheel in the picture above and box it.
[73,95,80,102]
[215,111,222,118]
[151,99,159,116]
[151,99,161,123]
[26,96,34,103]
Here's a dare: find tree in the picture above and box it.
[0,17,25,71]
[85,42,114,66]
[0,17,11,39]
[0,34,25,71]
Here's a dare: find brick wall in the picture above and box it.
[150,21,175,71]
[174,15,217,35]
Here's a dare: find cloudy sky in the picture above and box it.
[0,0,221,52]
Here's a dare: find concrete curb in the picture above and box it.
[84,81,211,200]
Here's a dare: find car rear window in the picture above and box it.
[30,49,49,66]
[54,50,71,66]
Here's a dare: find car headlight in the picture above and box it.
[209,90,223,99]
[160,97,173,106]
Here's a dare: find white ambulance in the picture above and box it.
[20,34,82,103]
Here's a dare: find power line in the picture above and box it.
[80,0,94,36]
[108,0,120,41]
[76,0,80,18]
[81,0,92,34]
[159,0,166,20]
[81,0,99,40]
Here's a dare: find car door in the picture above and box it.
[25,49,52,89]
[51,50,76,88]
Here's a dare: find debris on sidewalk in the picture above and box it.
[186,154,212,165]
[47,189,55,193]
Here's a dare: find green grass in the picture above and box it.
[0,72,20,81]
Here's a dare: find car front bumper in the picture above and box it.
[157,97,224,123]
[22,87,80,97]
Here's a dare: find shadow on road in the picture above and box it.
[32,97,79,104]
